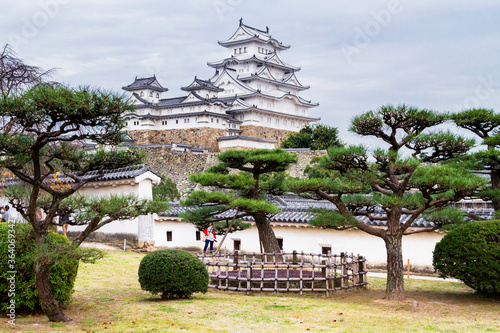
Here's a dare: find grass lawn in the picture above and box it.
[5,250,499,333]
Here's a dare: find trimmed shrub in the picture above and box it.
[138,249,208,299]
[433,220,500,296]
[0,222,79,311]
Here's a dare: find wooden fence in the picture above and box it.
[197,251,368,296]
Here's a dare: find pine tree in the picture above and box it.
[288,105,486,300]
[182,149,297,253]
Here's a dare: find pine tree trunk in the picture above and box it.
[490,167,500,212]
[34,234,73,322]
[384,234,405,300]
[253,213,281,254]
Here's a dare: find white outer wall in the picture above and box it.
[58,177,157,239]
[218,139,276,150]
[155,220,444,270]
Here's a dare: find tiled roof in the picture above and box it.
[123,76,168,92]
[218,19,290,50]
[82,164,160,182]
[182,77,224,92]
[163,194,495,228]
[0,164,160,187]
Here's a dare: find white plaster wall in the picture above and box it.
[218,139,275,150]
[155,220,201,248]
[60,178,155,239]
[154,220,445,269]
[79,184,140,197]
[68,218,139,235]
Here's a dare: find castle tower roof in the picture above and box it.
[122,75,168,92]
[218,19,290,50]
[181,77,224,92]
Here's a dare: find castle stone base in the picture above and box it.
[239,125,292,145]
[127,128,226,152]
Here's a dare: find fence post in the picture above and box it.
[341,252,347,289]
[358,255,365,287]
[321,259,327,291]
[352,254,359,288]
[233,250,239,271]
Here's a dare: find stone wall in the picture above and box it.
[141,147,326,197]
[239,125,292,146]
[128,128,226,151]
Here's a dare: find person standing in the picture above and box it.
[203,223,216,254]
[59,211,71,238]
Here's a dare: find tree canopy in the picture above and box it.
[280,123,343,150]
[288,105,487,300]
[450,108,500,216]
[0,83,167,322]
[0,44,54,97]
[153,176,180,202]
[181,149,297,253]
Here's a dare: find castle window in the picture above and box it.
[239,47,242,54]
[244,47,247,53]
[149,92,153,97]
[211,118,213,123]
[166,231,172,242]
[140,92,144,97]
[277,238,283,251]
[176,120,178,124]
[156,93,159,98]
[125,121,128,126]
[233,239,241,251]
[216,119,219,123]
[234,49,237,55]
[196,231,201,241]
[322,246,332,255]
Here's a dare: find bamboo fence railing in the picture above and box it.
[198,250,368,296]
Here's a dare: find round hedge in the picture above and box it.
[138,249,208,299]
[433,220,500,296]
[0,222,79,311]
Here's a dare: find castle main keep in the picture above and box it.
[122,19,319,152]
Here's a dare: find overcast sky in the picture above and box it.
[1,0,499,146]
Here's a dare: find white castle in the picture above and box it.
[122,19,319,152]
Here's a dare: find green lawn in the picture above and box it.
[6,250,500,332]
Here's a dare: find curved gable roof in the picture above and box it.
[123,76,168,92]
[218,19,290,50]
